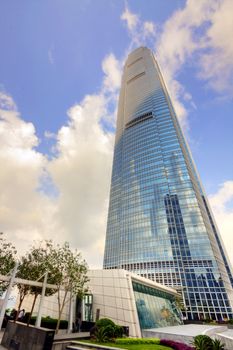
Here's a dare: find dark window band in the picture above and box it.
[125,111,153,129]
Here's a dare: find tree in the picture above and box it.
[16,240,58,323]
[48,242,89,333]
[0,232,17,295]
[13,240,88,332]
[15,265,30,320]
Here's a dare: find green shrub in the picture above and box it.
[96,318,115,329]
[192,335,213,350]
[115,338,160,345]
[94,318,123,342]
[95,327,111,343]
[104,325,116,338]
[192,335,225,350]
[114,325,124,338]
[202,318,211,324]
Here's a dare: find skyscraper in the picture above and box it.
[103,47,233,321]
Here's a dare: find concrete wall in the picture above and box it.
[87,269,141,337]
[17,290,69,321]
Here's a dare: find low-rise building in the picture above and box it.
[16,269,182,337]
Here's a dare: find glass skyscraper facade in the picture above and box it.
[103,47,233,320]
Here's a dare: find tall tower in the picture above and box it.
[103,47,233,320]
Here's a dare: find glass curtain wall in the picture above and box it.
[103,47,233,320]
[133,281,182,329]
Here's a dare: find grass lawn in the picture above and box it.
[78,341,172,350]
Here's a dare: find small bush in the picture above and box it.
[103,324,116,338]
[114,325,124,338]
[192,335,213,350]
[94,318,123,343]
[160,339,194,350]
[95,327,111,343]
[202,318,211,324]
[96,318,115,328]
[116,338,160,345]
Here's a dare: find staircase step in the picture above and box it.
[66,346,91,350]
[68,341,122,350]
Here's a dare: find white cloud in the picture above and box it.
[121,6,157,49]
[209,181,233,267]
[44,130,56,139]
[198,0,233,95]
[102,53,122,92]
[120,0,233,128]
[0,92,56,255]
[143,21,156,38]
[0,92,17,111]
[154,0,219,129]
[121,6,139,32]
[155,0,233,117]
[48,94,114,266]
[156,0,217,76]
[46,52,122,266]
[48,47,55,65]
[0,51,121,268]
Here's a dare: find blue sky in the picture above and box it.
[0,0,232,267]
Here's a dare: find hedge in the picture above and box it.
[160,339,194,350]
[115,338,160,345]
[22,315,68,330]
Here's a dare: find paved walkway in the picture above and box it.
[143,324,231,346]
[216,329,233,350]
[219,329,233,337]
[144,324,227,336]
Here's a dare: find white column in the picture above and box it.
[35,272,48,328]
[68,291,74,334]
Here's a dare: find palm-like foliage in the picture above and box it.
[94,326,111,343]
[192,335,213,350]
[212,338,225,350]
